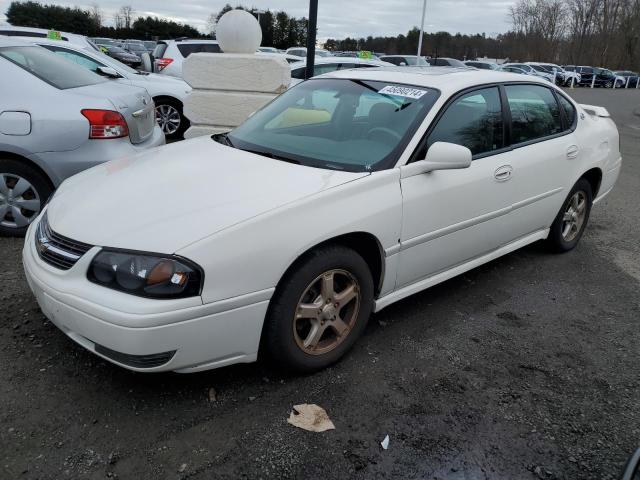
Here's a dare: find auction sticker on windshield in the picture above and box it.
[378,85,427,99]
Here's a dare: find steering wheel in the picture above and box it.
[366,127,402,143]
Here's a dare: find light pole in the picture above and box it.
[305,0,318,79]
[417,0,426,58]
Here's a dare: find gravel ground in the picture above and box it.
[1,88,639,480]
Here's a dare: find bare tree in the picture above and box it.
[119,5,135,29]
[89,3,103,27]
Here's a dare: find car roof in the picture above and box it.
[290,57,391,67]
[161,39,219,44]
[321,66,550,93]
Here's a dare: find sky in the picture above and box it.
[0,0,516,40]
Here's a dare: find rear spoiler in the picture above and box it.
[580,104,611,118]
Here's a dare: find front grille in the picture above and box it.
[94,344,176,369]
[35,213,93,270]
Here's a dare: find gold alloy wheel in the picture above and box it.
[293,269,361,356]
[562,190,587,242]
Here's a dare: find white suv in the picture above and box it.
[153,39,222,78]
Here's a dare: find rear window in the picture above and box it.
[152,42,168,58]
[0,45,105,89]
[177,43,221,57]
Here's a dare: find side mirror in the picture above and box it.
[96,66,121,78]
[400,142,472,178]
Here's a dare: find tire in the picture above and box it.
[154,98,189,140]
[263,244,374,373]
[547,178,593,253]
[0,159,52,237]
[605,80,613,88]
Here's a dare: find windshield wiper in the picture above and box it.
[241,148,301,165]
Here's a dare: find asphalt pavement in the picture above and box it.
[0,88,639,480]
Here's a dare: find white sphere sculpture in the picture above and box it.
[216,9,262,54]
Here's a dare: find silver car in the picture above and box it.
[0,38,164,236]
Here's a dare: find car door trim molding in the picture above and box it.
[399,187,563,252]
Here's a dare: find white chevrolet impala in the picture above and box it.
[23,68,621,373]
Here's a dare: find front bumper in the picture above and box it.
[22,220,271,373]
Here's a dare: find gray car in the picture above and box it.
[0,38,164,236]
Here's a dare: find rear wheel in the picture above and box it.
[264,245,374,373]
[0,159,52,237]
[547,178,592,252]
[154,98,189,140]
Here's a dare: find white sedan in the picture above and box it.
[23,68,621,373]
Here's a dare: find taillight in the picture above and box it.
[81,109,129,139]
[156,58,173,72]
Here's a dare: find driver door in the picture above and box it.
[396,86,517,288]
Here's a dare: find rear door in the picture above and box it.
[499,83,578,238]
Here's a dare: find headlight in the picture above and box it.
[88,249,203,299]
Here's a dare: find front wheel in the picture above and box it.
[263,245,374,373]
[547,178,593,252]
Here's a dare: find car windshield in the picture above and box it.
[127,44,146,52]
[226,78,440,172]
[0,45,105,89]
[108,46,126,53]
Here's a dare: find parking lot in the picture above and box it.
[0,88,638,479]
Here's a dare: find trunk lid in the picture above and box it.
[73,82,155,144]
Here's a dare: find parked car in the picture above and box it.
[526,62,580,86]
[33,39,192,139]
[429,57,466,67]
[0,26,101,52]
[502,63,554,82]
[285,47,332,58]
[102,45,142,68]
[499,65,534,77]
[563,66,622,88]
[23,67,620,374]
[258,46,280,53]
[464,60,499,70]
[153,39,222,77]
[614,70,639,88]
[0,38,164,236]
[142,40,157,53]
[379,55,429,66]
[289,57,393,85]
[123,40,148,59]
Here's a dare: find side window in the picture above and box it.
[383,57,401,65]
[291,67,306,79]
[557,94,577,130]
[426,87,504,157]
[43,47,105,72]
[505,84,562,144]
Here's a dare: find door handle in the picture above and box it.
[494,165,513,182]
[567,145,579,159]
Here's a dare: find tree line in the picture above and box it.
[5,1,203,39]
[325,0,640,70]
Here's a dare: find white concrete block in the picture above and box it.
[183,53,291,93]
[184,90,274,128]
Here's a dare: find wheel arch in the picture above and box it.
[0,151,55,190]
[152,95,183,108]
[277,231,386,299]
[581,167,602,198]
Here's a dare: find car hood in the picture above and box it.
[46,136,367,253]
